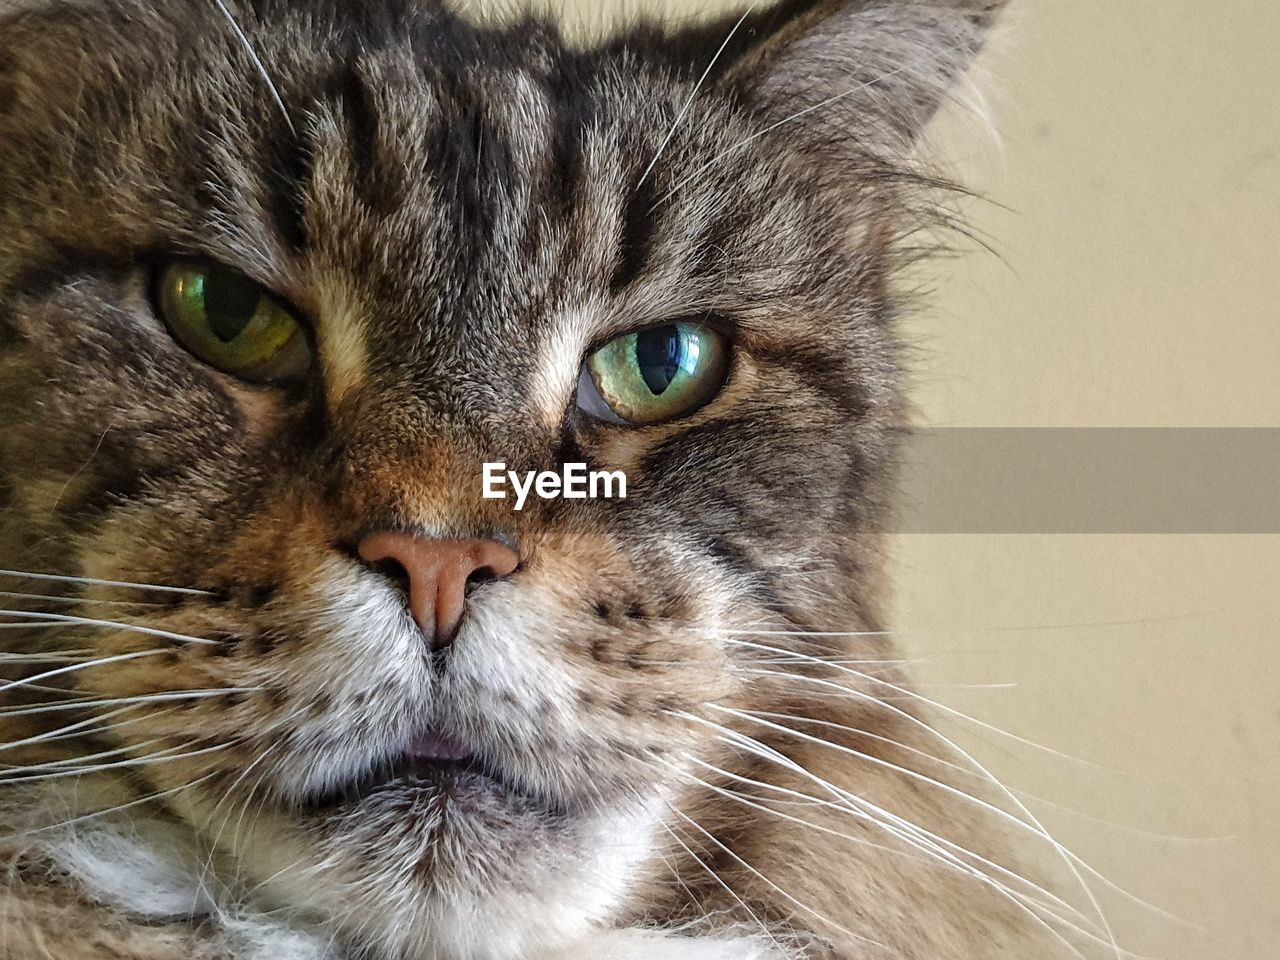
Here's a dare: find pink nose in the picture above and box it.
[357,532,519,651]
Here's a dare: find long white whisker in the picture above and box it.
[657,816,781,952]
[0,742,230,783]
[0,622,109,630]
[0,609,219,645]
[678,712,1103,948]
[670,753,944,866]
[636,7,754,189]
[0,648,172,695]
[708,706,1111,924]
[0,706,137,753]
[722,629,895,638]
[0,569,207,595]
[0,738,159,771]
[209,0,295,135]
[0,689,263,718]
[654,65,915,210]
[667,804,891,953]
[214,739,289,878]
[728,636,1107,768]
[0,591,160,608]
[724,651,1124,959]
[717,705,1050,842]
[680,715,1111,958]
[734,637,1163,925]
[743,708,1221,850]
[6,772,218,839]
[0,739,232,783]
[670,755,1131,951]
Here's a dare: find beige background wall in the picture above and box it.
[898,4,1278,959]
[559,1,1279,957]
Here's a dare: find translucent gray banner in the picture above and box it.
[897,429,1280,533]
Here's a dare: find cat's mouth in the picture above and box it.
[297,730,542,814]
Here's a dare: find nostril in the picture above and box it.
[463,565,502,598]
[461,543,520,601]
[370,556,411,595]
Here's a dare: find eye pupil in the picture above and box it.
[635,325,682,395]
[202,266,262,343]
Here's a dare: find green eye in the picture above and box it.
[156,263,311,383]
[578,322,730,425]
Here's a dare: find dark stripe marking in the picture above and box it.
[331,63,402,215]
[261,113,313,253]
[0,50,18,117]
[611,168,659,292]
[752,341,869,418]
[541,58,590,227]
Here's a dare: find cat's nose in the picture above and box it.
[356,532,519,652]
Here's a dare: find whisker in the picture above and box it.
[0,737,166,772]
[745,668,1163,931]
[0,648,173,696]
[213,741,288,876]
[669,756,1121,949]
[0,739,233,784]
[657,817,783,953]
[675,715,1106,957]
[0,705,151,752]
[635,6,755,189]
[201,701,315,877]
[0,569,207,595]
[653,64,916,211]
[0,688,264,718]
[0,609,219,646]
[684,713,1093,917]
[5,771,218,839]
[719,652,1126,958]
[670,753,942,866]
[742,709,1221,849]
[0,622,109,629]
[726,637,1107,768]
[722,629,895,638]
[667,805,891,953]
[0,590,161,608]
[209,0,296,135]
[709,706,1102,912]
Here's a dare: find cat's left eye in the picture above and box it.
[155,263,312,384]
[577,321,730,426]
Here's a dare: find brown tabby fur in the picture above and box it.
[0,1,1101,958]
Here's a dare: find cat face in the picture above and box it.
[0,1,1002,956]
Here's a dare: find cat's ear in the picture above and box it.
[670,0,1007,151]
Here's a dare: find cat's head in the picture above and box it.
[0,0,1001,955]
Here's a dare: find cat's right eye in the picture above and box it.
[155,263,312,384]
[577,322,731,426]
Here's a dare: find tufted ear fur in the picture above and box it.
[672,0,1008,152]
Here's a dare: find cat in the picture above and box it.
[0,1,1112,958]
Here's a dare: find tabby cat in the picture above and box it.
[0,1,1113,958]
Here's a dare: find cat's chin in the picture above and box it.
[201,766,662,960]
